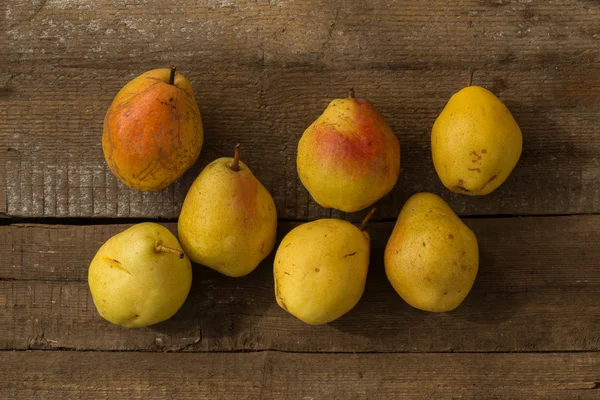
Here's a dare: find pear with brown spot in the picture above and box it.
[431,73,522,195]
[384,193,478,312]
[88,223,192,328]
[178,145,277,277]
[273,209,374,325]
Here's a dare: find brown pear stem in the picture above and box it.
[155,242,185,259]
[169,65,176,85]
[467,69,474,87]
[348,88,355,98]
[359,207,376,231]
[228,144,241,171]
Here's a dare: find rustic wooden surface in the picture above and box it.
[2,0,600,398]
[2,0,600,219]
[1,352,599,399]
[1,218,600,353]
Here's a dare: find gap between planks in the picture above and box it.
[3,211,600,227]
[1,348,599,355]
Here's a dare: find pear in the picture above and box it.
[273,209,374,325]
[88,222,192,328]
[178,145,277,277]
[103,66,203,191]
[297,90,400,212]
[431,77,522,195]
[384,193,478,312]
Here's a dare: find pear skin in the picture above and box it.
[432,85,522,195]
[178,146,277,277]
[297,91,400,212]
[88,222,192,328]
[103,67,203,191]
[274,212,373,325]
[384,193,478,312]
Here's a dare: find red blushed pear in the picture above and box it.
[297,90,400,212]
[103,66,203,191]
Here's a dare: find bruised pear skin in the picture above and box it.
[103,68,203,191]
[297,92,400,212]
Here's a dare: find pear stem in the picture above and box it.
[228,144,241,171]
[348,88,355,98]
[359,207,376,231]
[467,69,474,87]
[169,65,176,85]
[155,242,185,259]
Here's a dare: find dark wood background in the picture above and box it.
[1,0,599,398]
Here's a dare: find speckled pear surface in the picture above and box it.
[432,85,522,195]
[384,193,478,312]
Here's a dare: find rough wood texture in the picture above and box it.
[1,217,599,352]
[1,351,599,399]
[4,216,599,283]
[2,0,599,219]
[3,1,600,398]
[3,279,598,353]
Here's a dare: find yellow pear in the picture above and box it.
[178,145,277,277]
[88,223,192,328]
[103,66,203,191]
[273,210,374,325]
[431,82,522,195]
[297,90,400,212]
[384,193,478,312]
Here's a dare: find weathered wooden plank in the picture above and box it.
[2,0,599,218]
[1,351,598,399]
[2,66,599,219]
[1,217,599,352]
[2,217,599,285]
[4,0,598,69]
[2,279,598,352]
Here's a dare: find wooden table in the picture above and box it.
[1,1,599,398]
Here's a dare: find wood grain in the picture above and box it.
[1,217,599,352]
[2,0,599,219]
[2,279,598,353]
[3,1,600,397]
[1,351,598,399]
[3,217,599,284]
